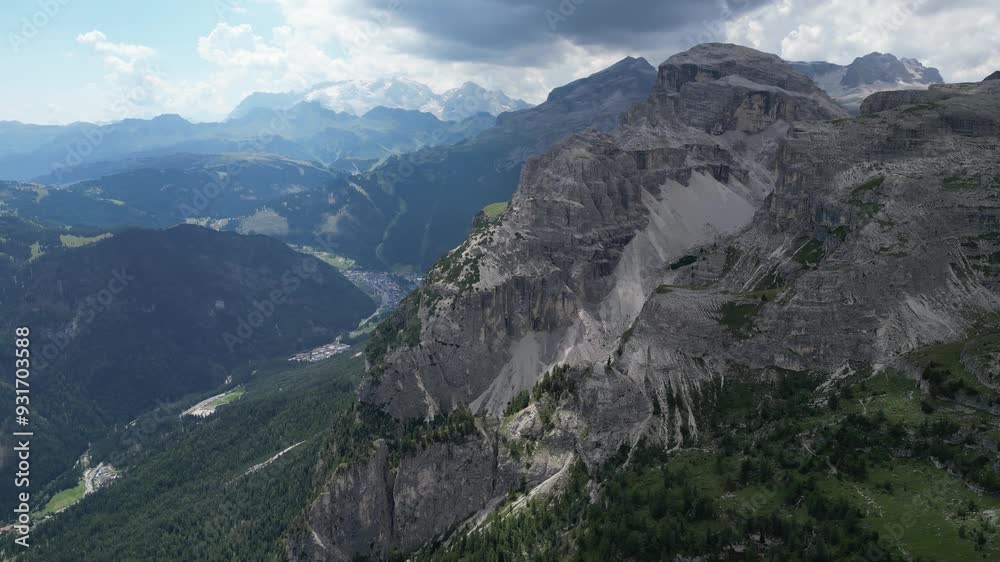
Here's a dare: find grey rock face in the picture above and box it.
[858,87,950,115]
[668,44,835,99]
[482,56,659,158]
[615,81,1000,440]
[294,45,1000,561]
[293,427,547,561]
[291,441,395,562]
[984,71,1000,81]
[680,79,1000,369]
[860,82,1000,139]
[360,43,845,422]
[391,436,522,553]
[842,52,943,88]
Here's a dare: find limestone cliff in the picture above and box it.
[360,43,846,422]
[291,44,1000,561]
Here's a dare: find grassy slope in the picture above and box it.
[38,481,86,516]
[482,202,509,218]
[206,387,246,410]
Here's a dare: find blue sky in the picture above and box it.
[2,0,286,123]
[2,0,997,125]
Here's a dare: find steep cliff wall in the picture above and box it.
[292,45,1000,561]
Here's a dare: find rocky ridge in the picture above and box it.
[291,43,853,560]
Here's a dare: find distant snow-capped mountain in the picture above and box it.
[790,52,943,114]
[229,78,532,122]
[303,78,442,118]
[438,82,534,121]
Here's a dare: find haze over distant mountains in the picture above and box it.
[228,78,533,122]
[227,56,658,272]
[790,52,944,113]
[0,53,944,182]
[0,102,494,180]
[0,51,954,275]
[0,57,657,274]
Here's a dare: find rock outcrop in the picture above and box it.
[291,435,526,561]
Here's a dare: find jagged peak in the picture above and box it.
[854,51,888,61]
[608,55,653,70]
[453,81,486,91]
[544,56,656,104]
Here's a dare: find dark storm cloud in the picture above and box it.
[353,0,774,64]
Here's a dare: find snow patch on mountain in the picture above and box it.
[230,78,532,122]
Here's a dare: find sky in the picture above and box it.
[2,0,998,124]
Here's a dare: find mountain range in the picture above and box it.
[229,78,533,122]
[0,102,493,181]
[0,52,946,274]
[790,52,944,113]
[223,56,658,272]
[0,59,655,275]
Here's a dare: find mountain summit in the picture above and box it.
[438,81,535,121]
[790,52,943,113]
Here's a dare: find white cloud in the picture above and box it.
[780,23,824,61]
[167,0,630,120]
[68,0,1000,124]
[77,30,156,60]
[725,0,1000,82]
[76,30,169,121]
[260,0,630,101]
[196,23,285,68]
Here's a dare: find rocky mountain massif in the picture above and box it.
[292,44,1000,560]
[791,52,944,114]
